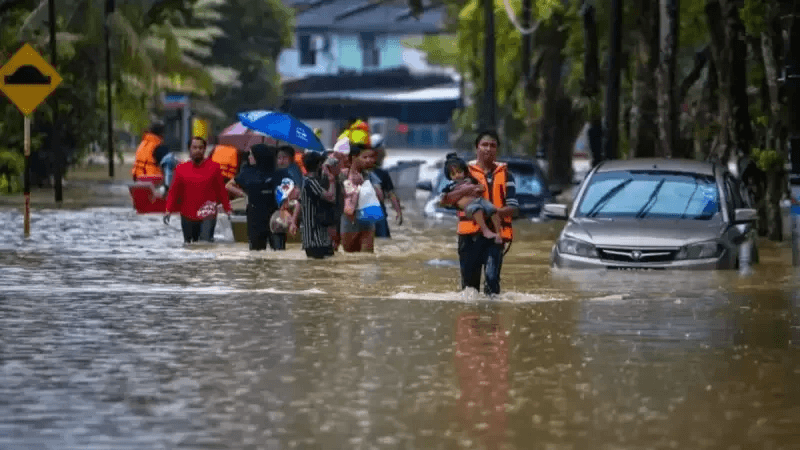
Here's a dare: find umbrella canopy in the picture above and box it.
[216,121,274,152]
[238,110,324,152]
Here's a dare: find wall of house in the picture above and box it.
[336,34,362,71]
[277,32,407,78]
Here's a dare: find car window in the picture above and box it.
[724,174,744,208]
[514,173,543,195]
[576,170,721,220]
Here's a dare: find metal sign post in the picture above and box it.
[24,115,30,238]
[0,43,63,238]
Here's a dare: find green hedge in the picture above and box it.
[0,150,24,193]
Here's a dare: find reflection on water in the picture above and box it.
[0,206,798,449]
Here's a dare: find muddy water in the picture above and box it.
[0,203,798,450]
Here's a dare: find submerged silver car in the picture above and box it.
[544,158,758,270]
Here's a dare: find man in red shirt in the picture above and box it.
[163,137,232,243]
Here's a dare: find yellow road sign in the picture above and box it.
[0,43,62,116]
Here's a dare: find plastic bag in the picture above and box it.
[355,179,385,224]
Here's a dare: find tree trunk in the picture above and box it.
[725,1,753,159]
[629,0,659,158]
[581,1,603,165]
[657,0,679,158]
[705,0,732,163]
[539,15,574,188]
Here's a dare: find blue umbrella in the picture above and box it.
[237,110,324,152]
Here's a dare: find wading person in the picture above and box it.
[341,143,382,253]
[164,137,232,244]
[370,136,403,238]
[440,131,518,295]
[300,151,337,258]
[152,144,178,197]
[230,144,282,251]
[271,145,305,250]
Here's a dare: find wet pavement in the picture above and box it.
[1,197,799,449]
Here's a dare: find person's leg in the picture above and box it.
[199,216,216,242]
[458,234,486,291]
[358,229,375,253]
[465,199,497,240]
[374,217,390,238]
[305,247,330,259]
[483,241,505,295]
[247,209,268,250]
[180,216,195,243]
[269,233,287,250]
[340,215,361,252]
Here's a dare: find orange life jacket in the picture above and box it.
[294,151,307,175]
[456,161,513,242]
[210,144,239,181]
[132,132,163,179]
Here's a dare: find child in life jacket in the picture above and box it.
[441,154,503,244]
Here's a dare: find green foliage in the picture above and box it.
[402,35,460,67]
[741,0,767,36]
[751,147,782,171]
[0,150,24,193]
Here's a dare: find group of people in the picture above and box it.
[132,120,519,295]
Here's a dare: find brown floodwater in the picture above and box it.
[0,196,798,450]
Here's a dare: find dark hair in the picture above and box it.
[474,130,500,148]
[349,142,373,159]
[190,136,207,148]
[153,144,170,164]
[444,153,469,181]
[303,151,325,174]
[149,121,165,136]
[277,145,295,158]
[249,144,276,173]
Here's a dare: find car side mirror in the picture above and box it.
[543,203,568,220]
[417,180,433,191]
[733,208,757,223]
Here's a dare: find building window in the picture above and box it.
[299,34,316,66]
[361,33,379,68]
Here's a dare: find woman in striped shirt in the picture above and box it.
[300,152,337,259]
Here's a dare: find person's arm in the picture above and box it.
[441,181,483,206]
[316,169,337,203]
[388,191,403,224]
[163,169,182,223]
[226,179,246,198]
[497,172,519,219]
[342,172,362,218]
[215,170,232,215]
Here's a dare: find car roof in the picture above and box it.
[594,158,716,176]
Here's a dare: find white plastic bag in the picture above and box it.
[355,179,385,224]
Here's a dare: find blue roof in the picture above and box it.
[292,0,446,33]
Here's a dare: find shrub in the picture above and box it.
[0,150,24,193]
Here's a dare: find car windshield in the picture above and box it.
[576,170,720,220]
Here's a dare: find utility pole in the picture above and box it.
[105,0,115,177]
[602,0,622,161]
[482,0,497,130]
[48,0,62,202]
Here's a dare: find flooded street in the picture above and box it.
[1,200,799,449]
